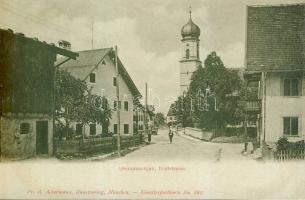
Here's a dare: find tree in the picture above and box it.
[154,112,166,127]
[54,68,111,139]
[171,96,193,127]
[187,51,245,130]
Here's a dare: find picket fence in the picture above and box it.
[274,149,305,161]
[55,134,144,155]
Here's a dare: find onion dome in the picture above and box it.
[181,10,200,38]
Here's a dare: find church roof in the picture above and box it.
[181,10,200,38]
[57,48,142,98]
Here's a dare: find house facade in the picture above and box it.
[134,105,145,134]
[166,104,177,125]
[245,4,305,148]
[58,48,141,137]
[0,29,77,160]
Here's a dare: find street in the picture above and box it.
[110,128,248,163]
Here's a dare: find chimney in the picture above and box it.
[58,40,71,50]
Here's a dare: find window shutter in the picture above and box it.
[280,77,284,96]
[299,77,303,96]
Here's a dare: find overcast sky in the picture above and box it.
[1,0,304,114]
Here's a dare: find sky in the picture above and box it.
[1,0,304,114]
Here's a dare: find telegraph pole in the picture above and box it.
[91,21,94,49]
[115,46,121,157]
[145,83,148,140]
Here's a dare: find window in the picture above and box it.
[20,123,30,134]
[124,124,129,134]
[113,124,118,134]
[283,117,298,136]
[113,101,121,110]
[186,49,190,59]
[89,124,96,135]
[284,79,299,96]
[113,77,117,86]
[76,123,83,135]
[89,73,96,83]
[124,101,128,111]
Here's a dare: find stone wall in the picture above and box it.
[0,114,53,160]
[184,127,214,141]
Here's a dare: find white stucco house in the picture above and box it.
[57,48,141,137]
[245,4,305,149]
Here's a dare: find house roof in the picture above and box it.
[58,48,111,68]
[0,28,79,59]
[57,48,142,97]
[246,4,305,71]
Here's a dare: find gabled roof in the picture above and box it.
[246,4,305,71]
[57,48,141,98]
[58,48,111,68]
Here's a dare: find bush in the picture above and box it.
[276,137,290,151]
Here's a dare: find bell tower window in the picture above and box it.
[186,49,190,59]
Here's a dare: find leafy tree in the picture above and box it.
[186,51,246,130]
[54,68,111,139]
[154,112,166,127]
[171,96,193,127]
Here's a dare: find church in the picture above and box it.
[180,9,202,95]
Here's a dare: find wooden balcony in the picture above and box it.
[245,100,261,113]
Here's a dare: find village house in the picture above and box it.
[244,4,305,150]
[0,28,78,160]
[58,48,141,137]
[133,105,145,134]
[166,104,177,126]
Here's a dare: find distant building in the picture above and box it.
[180,9,202,95]
[245,4,305,148]
[58,48,141,136]
[166,104,177,125]
[0,28,78,159]
[134,105,145,134]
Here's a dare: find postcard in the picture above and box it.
[1,0,305,199]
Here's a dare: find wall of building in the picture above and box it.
[166,116,177,124]
[0,114,53,159]
[179,60,201,95]
[64,55,134,136]
[181,39,199,59]
[265,73,305,143]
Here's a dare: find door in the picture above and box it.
[36,121,48,155]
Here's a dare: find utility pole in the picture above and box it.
[91,21,94,49]
[115,46,121,156]
[145,83,148,138]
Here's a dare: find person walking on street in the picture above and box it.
[169,129,174,144]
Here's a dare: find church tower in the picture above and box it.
[180,8,201,95]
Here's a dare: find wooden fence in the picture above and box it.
[274,150,305,161]
[55,134,144,155]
